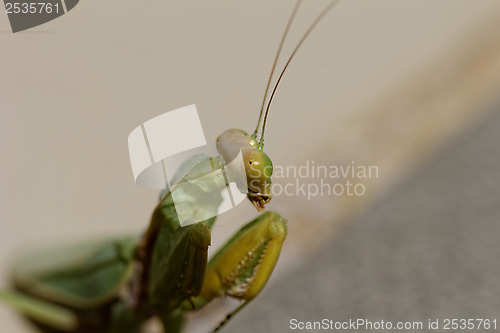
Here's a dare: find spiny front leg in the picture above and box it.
[187,211,287,331]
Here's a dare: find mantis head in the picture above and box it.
[243,145,273,211]
[216,0,338,213]
[216,129,273,211]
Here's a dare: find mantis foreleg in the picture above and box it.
[184,211,287,331]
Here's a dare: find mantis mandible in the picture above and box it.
[0,1,340,332]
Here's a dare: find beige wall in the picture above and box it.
[1,1,500,331]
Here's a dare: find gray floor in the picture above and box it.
[228,107,500,332]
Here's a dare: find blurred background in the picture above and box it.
[1,0,500,332]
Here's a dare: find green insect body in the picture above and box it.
[1,1,339,331]
[0,146,287,333]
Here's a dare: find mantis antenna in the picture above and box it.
[251,0,302,140]
[258,0,342,149]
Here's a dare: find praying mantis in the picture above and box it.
[0,1,340,332]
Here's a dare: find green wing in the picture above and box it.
[11,236,137,310]
[145,154,223,312]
